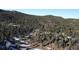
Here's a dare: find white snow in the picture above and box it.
[13,37,20,41]
[20,44,30,47]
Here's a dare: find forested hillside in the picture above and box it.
[0,9,79,50]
